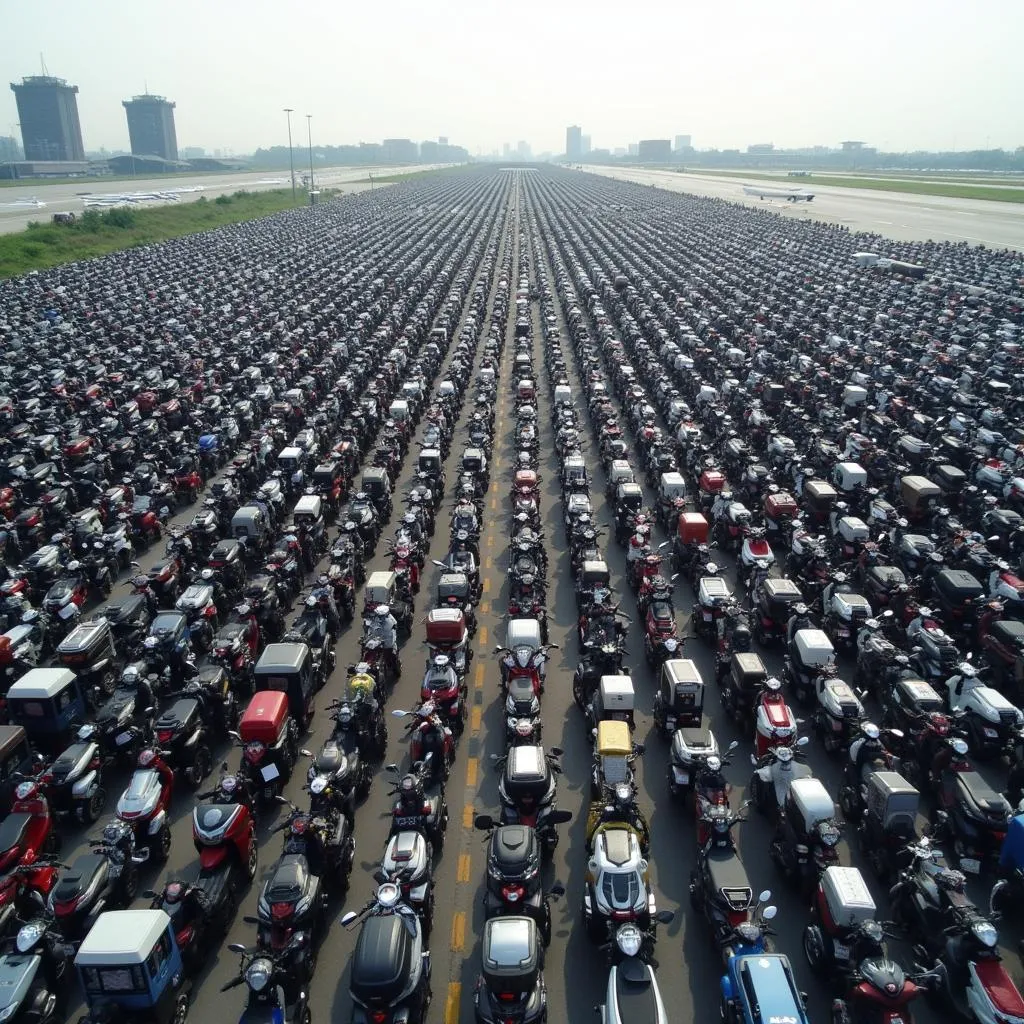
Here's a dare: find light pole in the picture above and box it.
[283,108,296,199]
[305,114,314,205]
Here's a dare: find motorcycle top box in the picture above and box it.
[238,690,290,746]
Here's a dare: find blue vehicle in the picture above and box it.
[720,952,811,1024]
[198,435,222,475]
[75,908,190,1024]
[993,811,1024,911]
[720,903,777,961]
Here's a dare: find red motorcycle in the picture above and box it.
[115,747,174,863]
[754,677,799,757]
[0,860,60,937]
[388,541,420,593]
[495,641,555,698]
[693,744,738,845]
[630,551,663,593]
[0,773,60,873]
[393,702,455,783]
[173,465,204,504]
[192,773,258,885]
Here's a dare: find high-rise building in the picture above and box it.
[627,143,639,157]
[581,135,592,155]
[516,140,530,159]
[123,94,178,161]
[382,138,419,162]
[10,75,85,161]
[674,134,692,151]
[565,125,582,160]
[502,142,511,159]
[439,136,448,145]
[638,139,671,162]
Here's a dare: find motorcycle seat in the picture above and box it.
[705,848,752,907]
[315,740,351,776]
[955,771,1011,822]
[264,853,318,904]
[614,960,659,1022]
[973,959,1024,1018]
[53,853,108,903]
[50,742,94,783]
[0,814,31,855]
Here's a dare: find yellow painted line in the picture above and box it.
[463,804,475,828]
[467,757,478,786]
[486,556,493,570]
[495,455,501,469]
[445,982,461,1024]
[457,853,472,883]
[471,705,482,732]
[486,534,494,548]
[451,911,466,950]
[490,497,497,510]
[481,600,490,615]
[483,577,492,595]
[479,626,488,646]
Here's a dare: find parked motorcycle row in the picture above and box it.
[515,169,1024,1024]
[1,162,1023,1023]
[0,174,531,1023]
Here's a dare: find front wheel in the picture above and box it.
[79,785,106,824]
[155,823,172,863]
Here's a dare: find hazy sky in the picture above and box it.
[3,0,1022,155]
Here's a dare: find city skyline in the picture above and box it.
[2,0,1021,156]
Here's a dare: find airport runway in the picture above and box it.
[584,165,1024,250]
[0,164,442,234]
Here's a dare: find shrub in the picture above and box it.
[103,208,136,229]
[214,194,232,206]
[79,209,102,231]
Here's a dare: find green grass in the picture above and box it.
[358,165,465,184]
[0,188,322,278]
[666,167,1024,203]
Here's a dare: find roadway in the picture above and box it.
[0,164,444,235]
[584,164,1024,250]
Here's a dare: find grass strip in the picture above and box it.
[0,188,319,278]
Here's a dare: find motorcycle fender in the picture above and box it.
[410,882,428,902]
[71,769,99,799]
[148,810,167,835]
[754,767,772,783]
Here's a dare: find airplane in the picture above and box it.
[0,196,46,209]
[742,184,815,202]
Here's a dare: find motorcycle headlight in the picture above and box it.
[615,923,643,958]
[819,825,840,848]
[310,776,328,795]
[972,920,998,948]
[735,922,760,944]
[245,958,273,992]
[15,921,45,954]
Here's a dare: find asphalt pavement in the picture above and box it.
[0,164,444,234]
[583,164,1024,251]
[39,166,1024,1024]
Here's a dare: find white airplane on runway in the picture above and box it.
[742,184,815,202]
[0,196,46,209]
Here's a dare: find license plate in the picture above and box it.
[833,942,850,961]
[960,857,981,875]
[115,731,133,746]
[395,815,420,826]
[702,612,712,622]
[260,763,280,782]
[673,770,689,785]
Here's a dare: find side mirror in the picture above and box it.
[762,906,778,921]
[142,889,158,900]
[796,736,810,747]
[391,709,406,718]
[341,912,358,927]
[654,909,675,925]
[299,748,313,758]
[227,942,247,954]
[549,809,573,825]
[549,883,566,898]
[549,746,564,757]
[243,915,259,925]
[727,740,739,752]
[384,763,399,773]
[758,889,772,903]
[474,813,495,831]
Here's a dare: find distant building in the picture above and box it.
[382,138,418,162]
[516,140,530,159]
[627,143,639,157]
[438,136,448,145]
[0,136,22,162]
[123,94,178,161]
[581,135,592,155]
[10,75,85,161]
[747,143,774,154]
[637,139,671,162]
[841,140,865,151]
[420,140,440,161]
[613,147,626,157]
[565,125,582,160]
[674,134,691,151]
[502,142,511,159]
[180,146,205,159]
